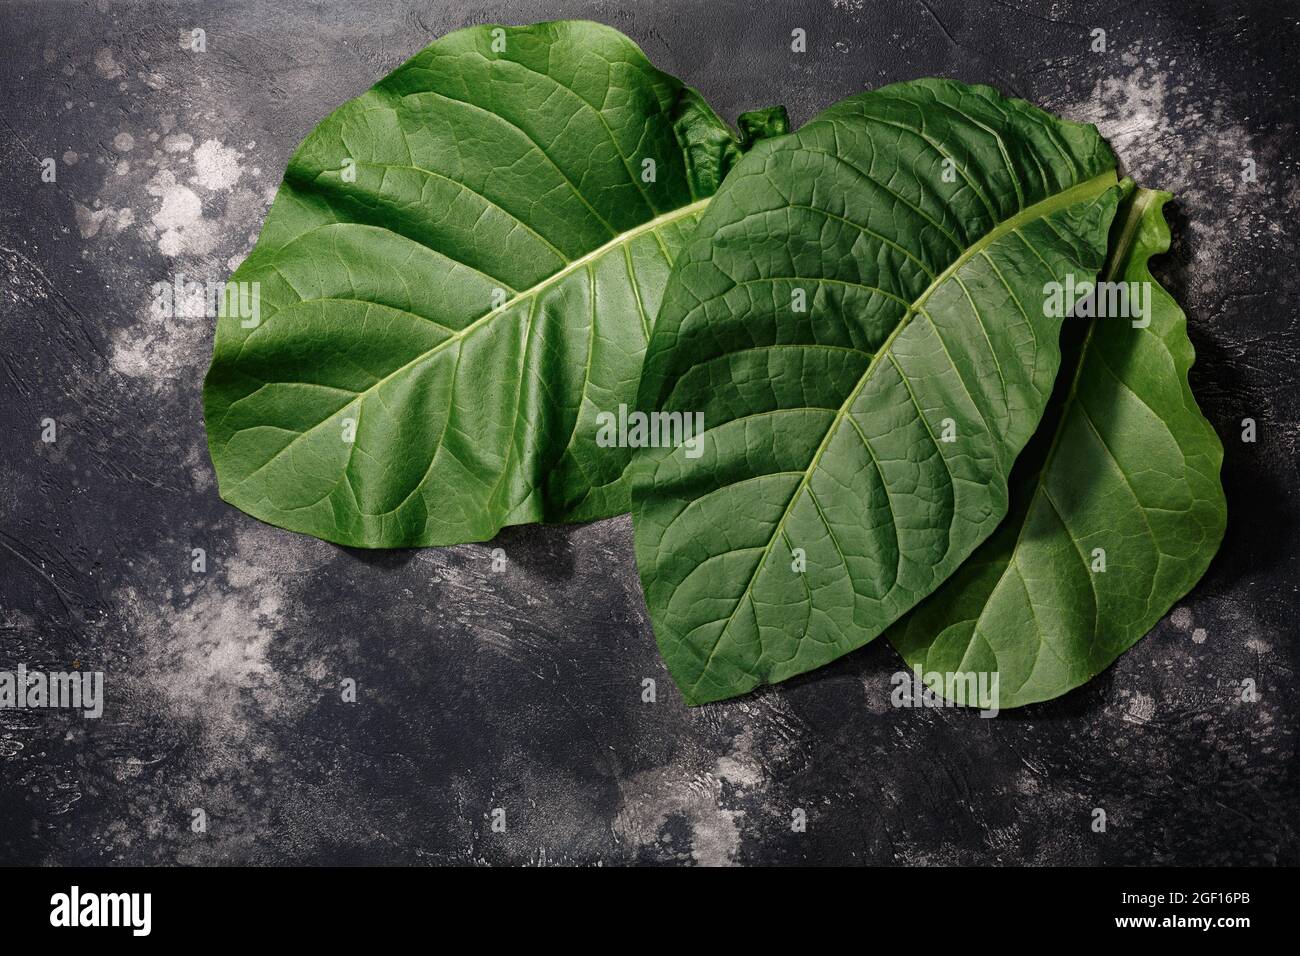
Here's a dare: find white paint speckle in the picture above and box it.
[192,139,242,190]
[146,169,217,256]
[612,727,765,866]
[92,47,124,79]
[1126,692,1156,723]
[123,524,303,744]
[74,203,134,239]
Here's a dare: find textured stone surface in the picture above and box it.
[0,0,1296,865]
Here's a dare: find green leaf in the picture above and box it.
[203,20,785,547]
[632,78,1124,705]
[887,187,1227,708]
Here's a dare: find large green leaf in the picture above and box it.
[632,78,1124,705]
[204,20,783,547]
[888,187,1227,708]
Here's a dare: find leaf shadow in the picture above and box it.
[768,635,1116,723]
[1184,333,1294,592]
[332,523,581,581]
[485,522,578,581]
[1147,200,1291,589]
[335,545,419,570]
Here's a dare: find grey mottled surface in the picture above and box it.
[1,0,1297,865]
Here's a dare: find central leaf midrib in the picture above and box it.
[349,197,711,400]
[684,170,1117,692]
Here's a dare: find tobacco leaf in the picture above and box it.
[204,20,782,547]
[632,79,1123,704]
[888,187,1227,708]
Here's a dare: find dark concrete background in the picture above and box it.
[0,0,1296,865]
